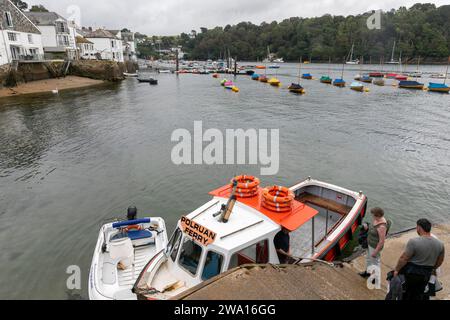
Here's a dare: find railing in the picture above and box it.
[14,54,46,62]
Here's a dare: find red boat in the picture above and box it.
[385,73,398,79]
[369,72,384,78]
[395,74,408,81]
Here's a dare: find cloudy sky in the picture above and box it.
[26,0,450,35]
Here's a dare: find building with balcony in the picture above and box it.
[25,11,77,60]
[0,0,44,65]
[84,29,123,62]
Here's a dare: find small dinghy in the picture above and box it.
[373,78,385,86]
[259,75,268,83]
[137,78,158,85]
[360,75,373,83]
[333,78,346,87]
[428,83,449,93]
[398,80,424,90]
[320,76,332,84]
[89,207,168,300]
[350,81,365,92]
[268,77,281,86]
[301,73,312,80]
[124,72,138,77]
[246,70,255,76]
[288,83,305,94]
[251,73,260,80]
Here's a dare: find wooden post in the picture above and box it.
[234,57,237,76]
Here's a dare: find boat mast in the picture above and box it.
[298,56,302,83]
[391,41,396,63]
[443,56,450,85]
[328,57,331,76]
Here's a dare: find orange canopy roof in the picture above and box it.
[209,185,319,232]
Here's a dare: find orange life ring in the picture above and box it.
[125,225,141,232]
[261,201,292,213]
[231,175,260,190]
[262,186,294,204]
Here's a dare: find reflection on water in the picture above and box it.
[0,64,449,299]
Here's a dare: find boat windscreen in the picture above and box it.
[179,238,203,276]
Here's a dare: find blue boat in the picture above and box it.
[251,73,260,80]
[333,78,346,87]
[301,73,312,80]
[398,80,424,90]
[428,82,450,93]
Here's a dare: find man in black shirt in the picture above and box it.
[274,228,291,264]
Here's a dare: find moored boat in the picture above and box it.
[259,75,268,83]
[133,176,368,300]
[124,72,138,77]
[268,77,281,86]
[360,75,373,83]
[301,73,312,80]
[428,82,449,93]
[369,72,384,78]
[373,78,385,86]
[385,73,398,79]
[251,74,260,81]
[268,64,280,69]
[288,83,305,94]
[320,76,332,84]
[398,80,424,89]
[395,74,408,81]
[350,81,365,92]
[256,65,266,70]
[246,70,255,76]
[333,78,346,87]
[89,208,168,300]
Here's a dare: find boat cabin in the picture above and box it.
[133,177,367,300]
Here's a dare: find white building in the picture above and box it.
[0,0,44,65]
[76,36,96,60]
[121,31,137,62]
[85,29,123,62]
[25,11,77,60]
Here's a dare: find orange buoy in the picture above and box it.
[262,186,294,212]
[231,175,260,198]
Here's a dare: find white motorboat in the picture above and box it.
[133,176,367,300]
[430,73,448,79]
[124,72,138,77]
[89,207,168,300]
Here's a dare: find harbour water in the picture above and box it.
[0,63,449,299]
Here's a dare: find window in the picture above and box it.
[228,240,269,270]
[5,12,13,27]
[57,35,70,46]
[8,32,17,42]
[56,22,67,33]
[202,251,224,281]
[111,40,115,48]
[28,34,33,44]
[166,228,182,262]
[178,238,202,276]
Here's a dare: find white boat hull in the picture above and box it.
[88,217,168,300]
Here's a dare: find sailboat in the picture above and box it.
[333,59,346,87]
[428,56,450,93]
[346,43,360,65]
[320,57,333,84]
[288,58,305,94]
[373,57,386,86]
[259,48,269,83]
[386,41,400,65]
[398,59,424,90]
[350,81,365,92]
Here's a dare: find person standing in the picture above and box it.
[274,228,291,264]
[394,219,445,300]
[359,207,391,278]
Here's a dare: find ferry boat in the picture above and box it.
[133,176,367,300]
[89,208,168,300]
